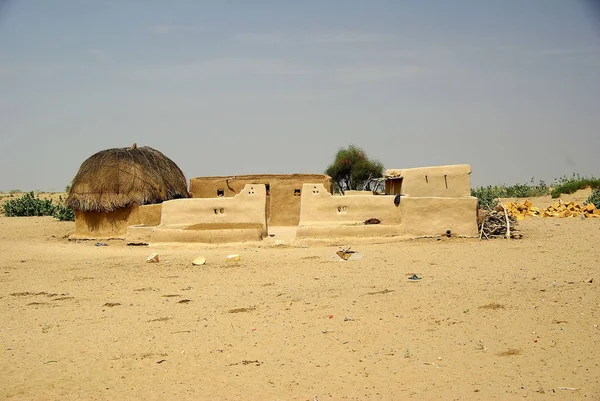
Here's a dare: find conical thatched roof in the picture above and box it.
[67,145,189,212]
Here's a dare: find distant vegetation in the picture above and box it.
[471,178,549,209]
[472,174,600,209]
[550,174,600,198]
[3,191,74,221]
[588,187,600,209]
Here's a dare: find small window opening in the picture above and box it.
[217,189,224,197]
[294,189,301,196]
[425,175,429,183]
[444,175,448,189]
[265,184,270,196]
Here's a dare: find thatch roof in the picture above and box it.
[67,145,188,212]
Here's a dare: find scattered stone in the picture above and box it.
[146,253,159,263]
[226,254,241,263]
[505,199,599,219]
[364,218,381,225]
[192,256,206,266]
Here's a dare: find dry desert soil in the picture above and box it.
[0,191,599,400]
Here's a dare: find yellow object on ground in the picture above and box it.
[503,199,598,219]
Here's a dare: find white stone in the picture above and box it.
[192,256,206,266]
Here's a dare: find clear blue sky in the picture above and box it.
[1,0,599,191]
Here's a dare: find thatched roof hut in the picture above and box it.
[67,145,189,212]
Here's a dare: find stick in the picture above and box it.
[557,387,578,391]
[501,205,510,239]
[479,214,486,240]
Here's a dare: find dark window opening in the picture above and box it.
[217,189,224,197]
[265,184,270,196]
[294,189,301,196]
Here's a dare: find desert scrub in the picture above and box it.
[54,196,75,221]
[4,192,56,217]
[587,187,600,209]
[3,192,75,221]
[471,186,500,209]
[551,174,600,198]
[471,178,549,209]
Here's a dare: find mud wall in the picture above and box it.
[398,196,479,237]
[149,184,267,243]
[299,184,401,226]
[297,184,478,238]
[72,203,163,240]
[189,174,332,226]
[128,204,162,227]
[72,206,136,239]
[385,164,472,197]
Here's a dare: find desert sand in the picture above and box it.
[1,191,599,400]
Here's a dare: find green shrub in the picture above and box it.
[587,187,600,209]
[471,186,500,209]
[4,192,56,217]
[550,174,600,198]
[471,178,549,209]
[54,196,75,221]
[3,192,75,221]
[503,178,549,198]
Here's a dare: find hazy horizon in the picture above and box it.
[1,0,599,192]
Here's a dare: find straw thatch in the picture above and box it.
[67,145,188,212]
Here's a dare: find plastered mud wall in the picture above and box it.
[297,184,479,239]
[72,206,136,239]
[128,204,162,226]
[398,196,479,237]
[299,184,401,226]
[297,183,404,238]
[385,164,472,197]
[189,174,332,226]
[344,190,375,196]
[72,204,163,240]
[147,184,268,244]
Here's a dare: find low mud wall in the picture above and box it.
[147,184,267,244]
[297,184,478,239]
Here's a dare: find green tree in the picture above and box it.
[325,145,384,194]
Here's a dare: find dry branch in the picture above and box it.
[478,207,522,240]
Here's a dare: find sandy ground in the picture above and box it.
[1,194,599,400]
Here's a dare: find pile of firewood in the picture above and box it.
[478,206,523,240]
